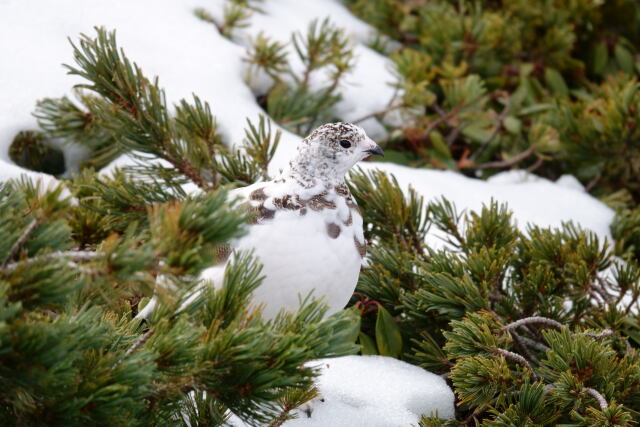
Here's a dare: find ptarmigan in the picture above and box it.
[138,122,383,319]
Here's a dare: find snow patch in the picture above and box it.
[285,356,454,426]
[363,162,614,247]
[228,355,455,426]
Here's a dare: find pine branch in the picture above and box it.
[65,28,219,191]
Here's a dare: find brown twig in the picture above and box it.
[582,329,613,340]
[471,144,537,170]
[1,219,39,268]
[585,171,602,192]
[596,277,612,302]
[472,95,511,160]
[511,331,540,365]
[171,157,212,191]
[112,327,155,370]
[517,335,550,352]
[3,250,99,272]
[424,104,464,137]
[351,102,407,124]
[526,156,543,173]
[503,316,563,331]
[445,125,464,147]
[493,348,539,381]
[585,387,608,410]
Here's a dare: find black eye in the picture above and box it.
[339,139,351,149]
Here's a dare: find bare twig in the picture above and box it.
[625,339,634,354]
[585,387,608,410]
[493,348,539,381]
[112,327,155,370]
[3,250,98,272]
[581,329,613,340]
[585,171,602,192]
[432,102,448,118]
[595,277,612,303]
[459,404,487,426]
[518,335,550,352]
[66,261,98,276]
[1,219,39,268]
[471,95,511,160]
[503,316,563,331]
[526,156,543,173]
[424,104,463,137]
[170,155,213,191]
[511,331,540,365]
[445,125,464,146]
[625,290,640,315]
[471,144,537,170]
[351,102,407,124]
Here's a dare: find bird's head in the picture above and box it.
[289,122,384,188]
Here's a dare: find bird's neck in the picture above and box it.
[286,153,346,190]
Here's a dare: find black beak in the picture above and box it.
[365,145,384,157]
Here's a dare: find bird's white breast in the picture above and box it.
[203,181,365,319]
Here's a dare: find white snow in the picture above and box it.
[362,163,614,248]
[227,355,455,426]
[0,0,620,423]
[284,356,455,426]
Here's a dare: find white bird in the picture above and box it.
[138,122,383,319]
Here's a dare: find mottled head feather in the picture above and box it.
[288,122,382,188]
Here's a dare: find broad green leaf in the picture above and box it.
[429,131,452,159]
[518,103,552,116]
[544,68,568,97]
[375,305,403,358]
[462,123,492,143]
[592,42,608,75]
[358,332,378,355]
[342,307,362,345]
[615,44,635,74]
[503,116,522,135]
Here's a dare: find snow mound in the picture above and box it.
[361,162,614,248]
[282,355,454,426]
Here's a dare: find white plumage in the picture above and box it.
[138,122,383,319]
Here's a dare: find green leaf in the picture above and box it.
[375,305,403,358]
[503,116,522,135]
[518,103,553,116]
[341,307,363,345]
[358,332,378,355]
[592,42,608,75]
[544,68,569,97]
[614,44,635,74]
[429,131,452,159]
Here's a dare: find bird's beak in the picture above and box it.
[364,140,384,157]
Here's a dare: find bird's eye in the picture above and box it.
[339,139,351,149]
